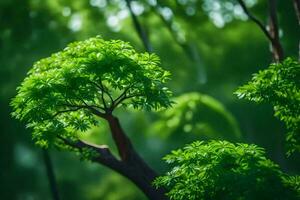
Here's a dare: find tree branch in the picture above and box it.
[52,107,82,118]
[79,98,106,112]
[112,93,142,110]
[237,0,273,42]
[111,84,135,110]
[56,134,168,199]
[237,0,284,61]
[59,103,106,118]
[89,80,109,109]
[57,136,122,167]
[292,0,300,60]
[125,0,152,52]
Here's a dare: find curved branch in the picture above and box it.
[89,80,114,109]
[52,107,82,118]
[237,0,284,61]
[124,0,152,52]
[237,0,273,42]
[59,103,106,118]
[56,133,168,199]
[111,84,135,110]
[56,136,126,170]
[112,93,142,110]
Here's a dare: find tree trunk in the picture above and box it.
[104,114,168,200]
[268,0,284,62]
[42,149,60,200]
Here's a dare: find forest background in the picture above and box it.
[1,0,300,199]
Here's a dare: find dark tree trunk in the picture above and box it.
[42,149,60,200]
[268,0,284,62]
[293,0,300,24]
[104,114,168,200]
[237,0,284,62]
[292,0,300,60]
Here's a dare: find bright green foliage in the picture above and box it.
[235,58,300,154]
[154,140,300,200]
[152,92,240,139]
[11,36,172,148]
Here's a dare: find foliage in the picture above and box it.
[152,92,240,139]
[154,140,300,200]
[3,0,300,199]
[11,36,172,148]
[235,58,300,155]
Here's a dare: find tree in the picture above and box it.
[11,36,172,200]
[154,140,300,200]
[236,58,300,155]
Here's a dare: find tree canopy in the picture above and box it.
[154,140,300,200]
[11,36,172,148]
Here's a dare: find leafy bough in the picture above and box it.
[236,58,300,155]
[154,140,300,200]
[11,36,172,200]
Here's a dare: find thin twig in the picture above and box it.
[113,85,133,106]
[52,107,82,118]
[89,80,108,109]
[59,103,106,118]
[112,94,142,110]
[90,80,115,108]
[78,97,106,112]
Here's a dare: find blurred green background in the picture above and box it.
[1,0,299,199]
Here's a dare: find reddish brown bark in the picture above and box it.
[104,114,168,200]
[268,0,284,61]
[237,0,284,62]
[59,114,168,200]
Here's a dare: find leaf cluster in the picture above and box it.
[154,140,300,200]
[11,36,172,148]
[235,58,300,154]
